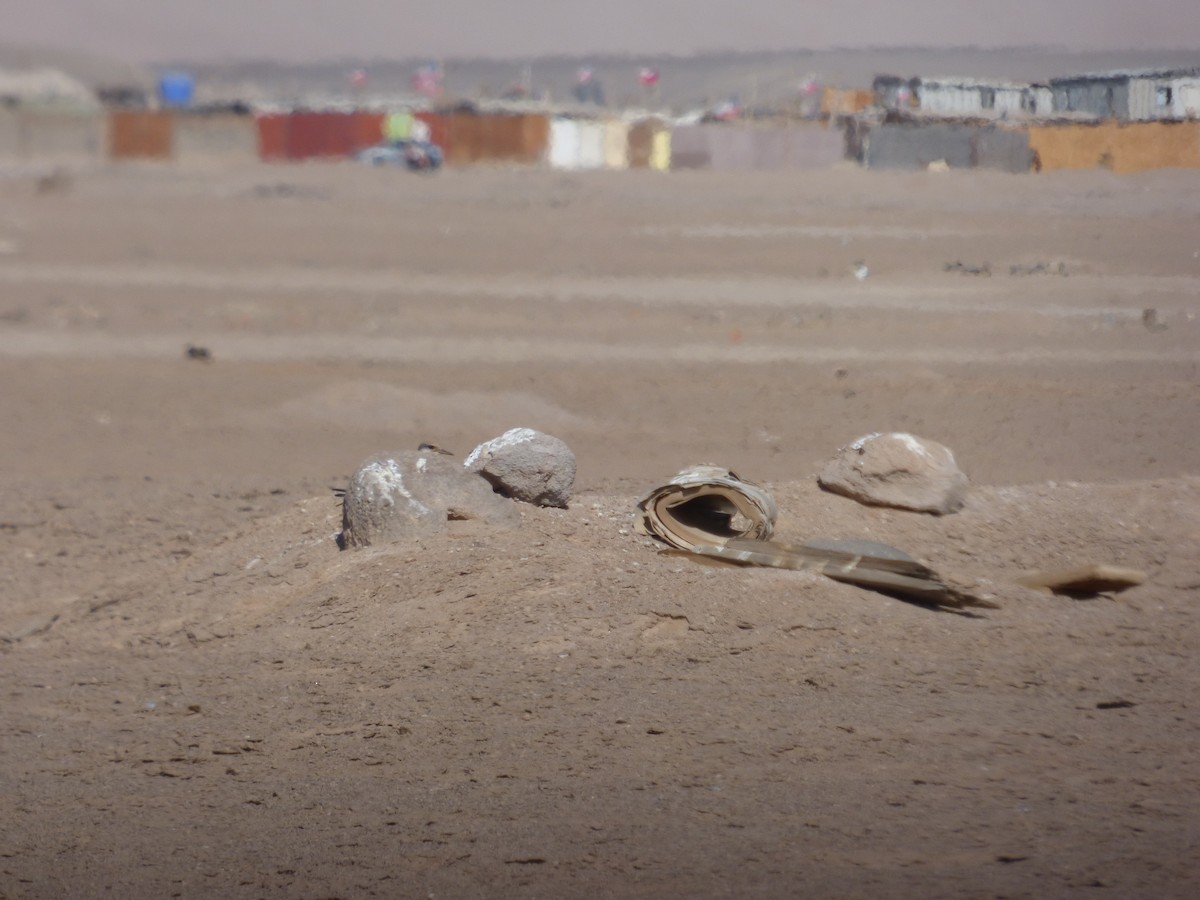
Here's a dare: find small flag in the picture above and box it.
[412,63,443,96]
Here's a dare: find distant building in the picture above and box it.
[1049,67,1200,121]
[872,75,919,110]
[873,74,1050,118]
[916,77,1051,118]
[0,67,99,111]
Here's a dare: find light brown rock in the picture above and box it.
[340,449,518,549]
[464,427,576,508]
[818,432,968,515]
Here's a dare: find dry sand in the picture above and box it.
[1,161,1198,898]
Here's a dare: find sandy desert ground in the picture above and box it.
[1,160,1198,898]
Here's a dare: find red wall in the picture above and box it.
[256,111,385,161]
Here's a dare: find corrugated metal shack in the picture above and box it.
[1026,119,1200,172]
[108,109,258,162]
[0,110,104,162]
[670,122,845,171]
[108,109,174,159]
[853,112,1034,173]
[917,77,1050,118]
[255,110,384,161]
[547,118,607,169]
[821,87,874,118]
[415,110,549,166]
[173,111,258,162]
[627,119,670,169]
[1049,68,1200,121]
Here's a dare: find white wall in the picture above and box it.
[919,84,980,115]
[577,121,606,169]
[548,118,607,170]
[919,83,1033,117]
[1179,82,1200,118]
[548,117,580,169]
[1128,78,1158,120]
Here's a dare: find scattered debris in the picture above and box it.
[1017,564,1147,598]
[35,168,72,196]
[636,465,777,552]
[465,427,576,508]
[340,449,518,549]
[636,466,993,610]
[244,183,329,201]
[818,432,969,515]
[1009,261,1069,277]
[185,345,212,362]
[944,260,992,276]
[852,261,870,281]
[1142,308,1168,332]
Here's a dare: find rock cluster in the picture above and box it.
[340,428,576,549]
[340,449,518,549]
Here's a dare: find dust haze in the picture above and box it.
[2,0,1196,63]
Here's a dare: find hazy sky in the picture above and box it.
[2,0,1197,63]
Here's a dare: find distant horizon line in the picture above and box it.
[9,39,1200,67]
[155,43,1200,69]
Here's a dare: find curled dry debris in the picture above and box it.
[635,465,995,610]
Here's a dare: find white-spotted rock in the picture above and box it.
[818,432,968,515]
[465,427,576,508]
[340,449,518,549]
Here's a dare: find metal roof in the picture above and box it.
[1049,66,1200,83]
[918,76,1041,90]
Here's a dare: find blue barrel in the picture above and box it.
[158,71,195,108]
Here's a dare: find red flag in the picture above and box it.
[412,63,443,97]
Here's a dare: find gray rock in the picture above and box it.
[818,432,968,515]
[464,427,576,508]
[341,449,518,549]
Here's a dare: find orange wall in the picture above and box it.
[416,113,549,166]
[108,110,173,160]
[1027,120,1200,173]
[821,88,873,118]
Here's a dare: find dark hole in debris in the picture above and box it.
[668,495,743,539]
[1096,700,1136,710]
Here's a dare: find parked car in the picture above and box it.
[355,139,444,171]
